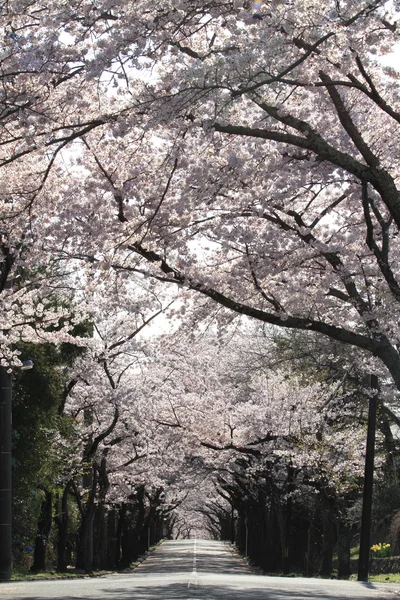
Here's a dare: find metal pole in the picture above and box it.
[357,374,378,582]
[0,367,12,580]
[231,504,235,544]
[245,520,248,558]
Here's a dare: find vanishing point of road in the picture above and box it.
[1,539,399,599]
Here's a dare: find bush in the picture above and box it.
[370,543,391,558]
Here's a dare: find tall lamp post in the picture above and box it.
[357,373,379,582]
[0,360,33,580]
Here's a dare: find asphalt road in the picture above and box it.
[1,539,399,599]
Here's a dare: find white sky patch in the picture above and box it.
[381,43,400,68]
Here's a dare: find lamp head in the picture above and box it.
[20,360,34,371]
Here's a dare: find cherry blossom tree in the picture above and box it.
[11,0,396,390]
[131,327,373,573]
[55,287,177,571]
[3,1,400,387]
[3,1,400,575]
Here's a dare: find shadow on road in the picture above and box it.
[97,582,382,600]
[1,578,394,600]
[136,540,250,576]
[136,556,250,575]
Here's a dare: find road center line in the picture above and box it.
[187,538,198,589]
[192,537,197,573]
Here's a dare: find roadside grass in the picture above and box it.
[238,544,400,583]
[350,546,359,559]
[346,545,400,583]
[11,568,400,583]
[11,543,400,584]
[368,573,400,583]
[10,543,162,581]
[11,569,112,581]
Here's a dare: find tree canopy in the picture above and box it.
[2,0,400,575]
[1,0,400,388]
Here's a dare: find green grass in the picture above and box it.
[350,546,359,559]
[12,568,400,583]
[11,541,164,581]
[368,573,400,583]
[11,569,110,581]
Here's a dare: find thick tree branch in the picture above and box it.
[116,241,400,389]
[213,121,400,232]
[319,71,380,168]
[201,440,262,457]
[231,32,334,97]
[361,182,400,300]
[84,406,120,460]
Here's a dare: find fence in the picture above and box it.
[348,557,400,575]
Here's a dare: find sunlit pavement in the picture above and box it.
[1,539,399,599]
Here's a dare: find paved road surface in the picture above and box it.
[1,539,399,599]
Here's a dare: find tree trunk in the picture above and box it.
[119,490,147,568]
[31,489,52,572]
[75,464,97,572]
[135,488,147,556]
[115,504,126,568]
[307,507,322,576]
[93,457,110,570]
[55,482,71,572]
[337,519,351,579]
[107,508,118,570]
[93,504,108,570]
[320,495,335,577]
[282,498,292,575]
[76,507,95,572]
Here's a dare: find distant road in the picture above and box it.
[1,539,399,599]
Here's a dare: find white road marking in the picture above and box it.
[187,538,198,589]
[192,537,197,574]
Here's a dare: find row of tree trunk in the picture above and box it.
[211,476,353,578]
[29,482,167,573]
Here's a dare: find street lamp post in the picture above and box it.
[0,367,12,580]
[245,517,248,559]
[0,360,33,581]
[357,373,379,582]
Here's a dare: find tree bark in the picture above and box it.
[320,495,335,577]
[337,519,351,579]
[93,504,107,570]
[76,507,95,572]
[107,508,118,570]
[55,482,71,572]
[75,464,97,572]
[31,489,52,572]
[93,456,110,570]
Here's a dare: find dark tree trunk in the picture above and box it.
[118,489,147,569]
[283,465,296,574]
[337,519,351,579]
[107,508,118,570]
[320,496,335,577]
[74,409,118,573]
[31,489,52,572]
[235,510,246,555]
[115,504,126,568]
[247,491,277,572]
[76,507,95,572]
[308,506,323,575]
[282,498,292,575]
[93,504,108,570]
[93,457,110,570]
[135,488,147,556]
[75,463,97,573]
[55,482,71,572]
[119,504,135,569]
